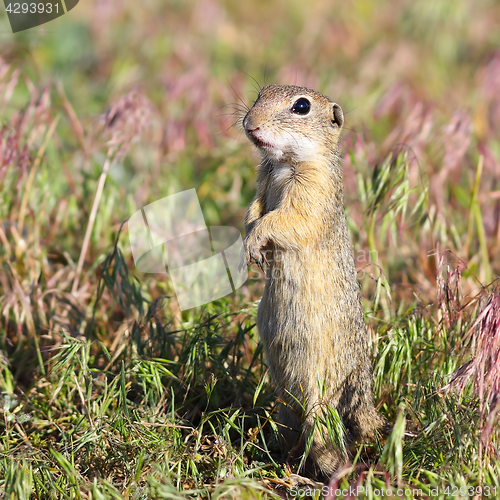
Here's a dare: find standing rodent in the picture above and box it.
[241,84,384,479]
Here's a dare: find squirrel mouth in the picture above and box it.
[245,127,273,150]
[251,137,272,149]
[247,132,272,149]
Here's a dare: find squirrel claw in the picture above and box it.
[243,233,267,270]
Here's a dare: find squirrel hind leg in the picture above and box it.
[278,404,326,478]
[347,398,386,442]
[301,414,352,480]
[337,372,386,441]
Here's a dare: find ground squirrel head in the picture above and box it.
[243,84,344,163]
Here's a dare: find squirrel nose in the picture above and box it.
[243,113,259,132]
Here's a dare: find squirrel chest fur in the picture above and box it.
[242,84,383,478]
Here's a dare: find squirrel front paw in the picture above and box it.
[239,231,268,271]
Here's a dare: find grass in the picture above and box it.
[1,0,500,498]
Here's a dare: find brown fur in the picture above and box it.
[241,84,384,479]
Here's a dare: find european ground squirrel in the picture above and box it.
[242,84,384,478]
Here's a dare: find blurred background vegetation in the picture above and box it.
[1,0,500,498]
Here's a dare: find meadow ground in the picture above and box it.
[1,0,500,498]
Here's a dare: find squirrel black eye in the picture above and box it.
[292,98,311,115]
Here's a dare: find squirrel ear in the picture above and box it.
[332,103,344,129]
